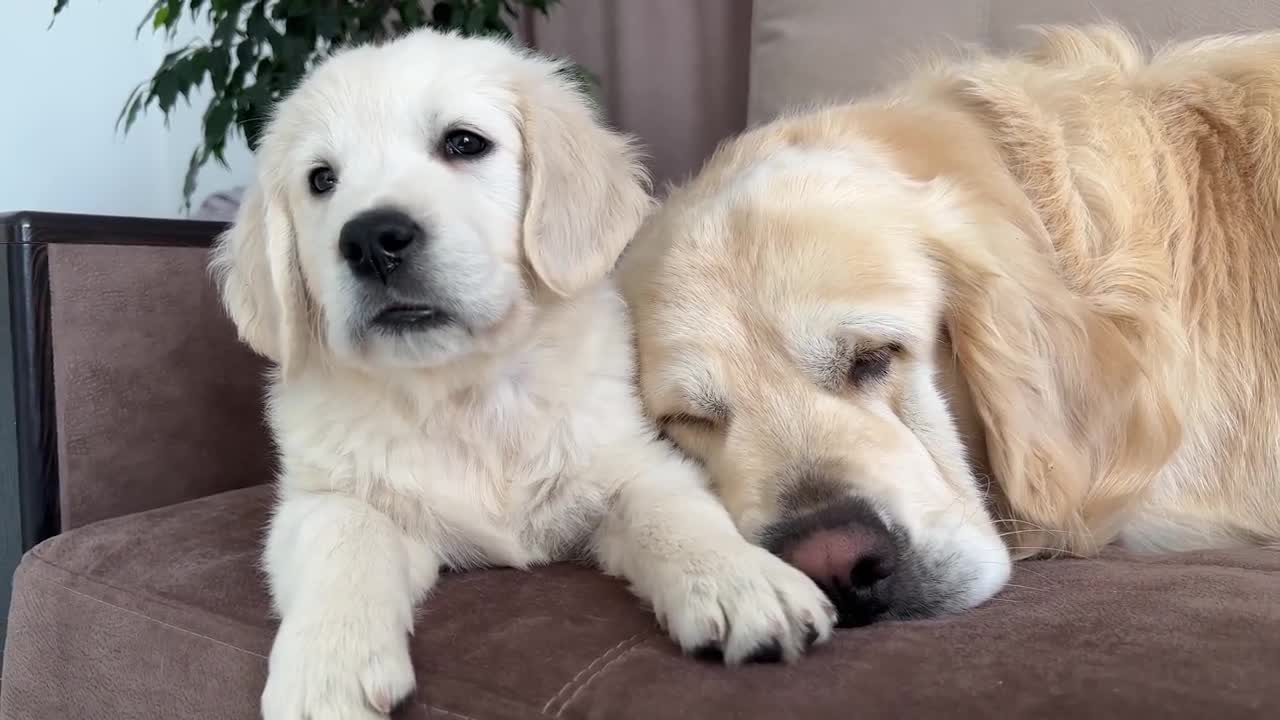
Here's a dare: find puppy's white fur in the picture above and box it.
[211,29,833,720]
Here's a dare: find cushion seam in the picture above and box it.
[28,571,267,660]
[26,548,269,646]
[415,704,481,720]
[540,631,648,715]
[553,640,648,719]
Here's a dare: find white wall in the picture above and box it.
[0,2,254,219]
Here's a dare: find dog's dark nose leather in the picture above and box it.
[339,208,422,283]
[767,496,901,627]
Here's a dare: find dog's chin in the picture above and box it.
[369,304,456,335]
[344,302,526,374]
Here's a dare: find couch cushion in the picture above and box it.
[748,0,1280,124]
[4,484,1279,720]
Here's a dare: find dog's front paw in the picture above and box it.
[654,545,836,665]
[261,616,416,720]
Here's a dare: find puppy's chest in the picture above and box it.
[317,381,619,566]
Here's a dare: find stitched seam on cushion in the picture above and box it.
[553,641,646,719]
[27,547,269,640]
[419,705,478,720]
[30,572,267,660]
[541,632,646,715]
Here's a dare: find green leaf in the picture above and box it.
[163,0,184,33]
[158,45,193,72]
[315,8,342,39]
[211,5,240,45]
[464,6,486,34]
[151,72,180,114]
[152,5,169,29]
[235,82,270,151]
[182,146,209,211]
[114,83,146,134]
[208,46,231,89]
[176,49,211,100]
[236,38,256,65]
[399,0,424,29]
[135,0,166,38]
[246,1,271,40]
[204,99,235,158]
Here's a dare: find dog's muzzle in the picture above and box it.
[763,494,903,628]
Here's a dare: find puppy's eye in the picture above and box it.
[849,344,901,386]
[308,166,338,196]
[442,129,491,159]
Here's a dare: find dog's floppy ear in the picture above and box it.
[519,64,652,298]
[209,180,312,378]
[935,214,1181,557]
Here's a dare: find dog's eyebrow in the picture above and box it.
[685,385,730,422]
[657,361,731,422]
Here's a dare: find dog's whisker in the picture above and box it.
[1000,582,1049,592]
[997,528,1072,539]
[1004,546,1088,559]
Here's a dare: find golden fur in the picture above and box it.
[620,25,1280,564]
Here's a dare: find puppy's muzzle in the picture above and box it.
[339,207,424,284]
[763,493,901,628]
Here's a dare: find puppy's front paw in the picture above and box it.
[261,617,416,720]
[654,545,836,665]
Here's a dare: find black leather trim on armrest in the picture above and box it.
[0,211,227,249]
[0,212,229,553]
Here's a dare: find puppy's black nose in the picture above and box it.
[339,208,423,283]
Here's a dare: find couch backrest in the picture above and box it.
[1,212,275,541]
[748,0,1280,125]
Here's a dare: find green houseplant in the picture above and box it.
[50,1,570,209]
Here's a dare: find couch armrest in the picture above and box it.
[0,212,276,548]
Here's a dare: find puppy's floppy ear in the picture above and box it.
[519,63,652,297]
[209,180,312,377]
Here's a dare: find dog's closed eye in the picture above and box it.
[658,411,720,430]
[848,344,902,387]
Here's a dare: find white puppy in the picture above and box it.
[211,28,835,720]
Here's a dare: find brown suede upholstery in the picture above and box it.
[46,244,274,530]
[3,484,1278,720]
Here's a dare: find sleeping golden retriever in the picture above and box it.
[618,25,1280,628]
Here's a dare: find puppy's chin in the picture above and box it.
[357,323,478,370]
[333,296,533,374]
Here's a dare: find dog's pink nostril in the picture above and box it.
[782,527,896,590]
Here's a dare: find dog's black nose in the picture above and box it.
[764,496,901,627]
[339,208,423,283]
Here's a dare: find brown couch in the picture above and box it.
[6,3,1280,718]
[2,218,1280,719]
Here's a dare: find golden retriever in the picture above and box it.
[618,25,1280,629]
[211,28,835,720]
